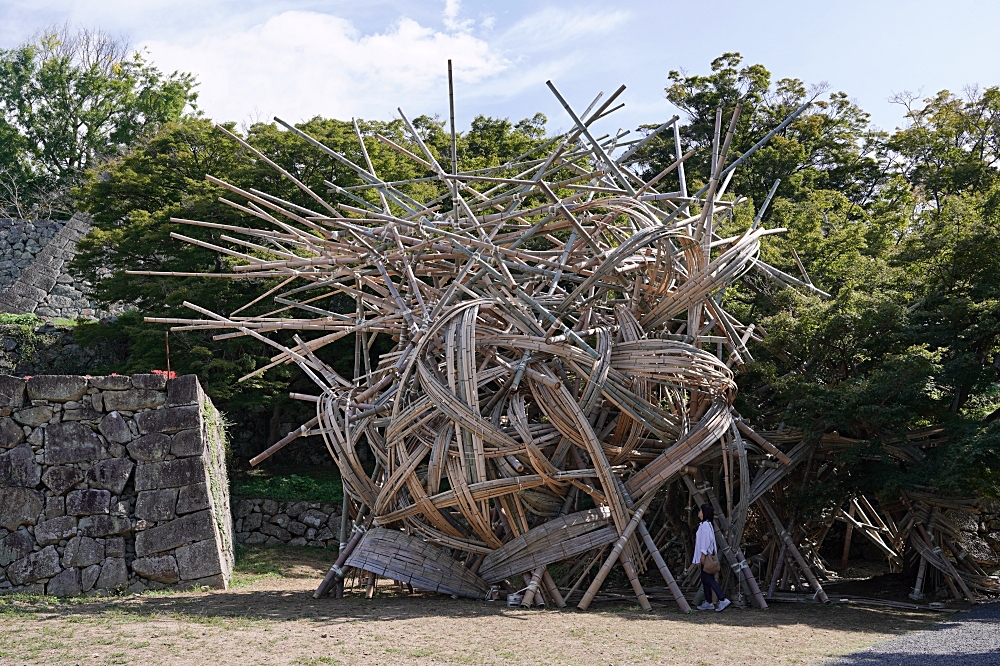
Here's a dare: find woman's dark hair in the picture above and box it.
[700,503,714,523]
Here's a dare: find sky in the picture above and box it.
[2,0,999,136]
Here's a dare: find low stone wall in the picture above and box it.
[233,498,342,549]
[0,373,233,596]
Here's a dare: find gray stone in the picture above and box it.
[300,510,327,529]
[288,537,308,547]
[132,555,179,584]
[135,488,178,522]
[104,537,125,558]
[285,502,308,518]
[62,408,103,422]
[0,417,24,448]
[0,443,40,487]
[272,513,291,529]
[126,433,171,462]
[27,375,87,403]
[136,405,201,435]
[288,521,307,537]
[316,527,334,542]
[46,567,82,597]
[35,515,78,545]
[44,422,107,464]
[170,428,204,457]
[14,405,53,427]
[131,374,168,390]
[81,563,101,592]
[242,532,267,545]
[0,376,25,407]
[7,546,61,585]
[41,466,84,495]
[134,457,205,491]
[98,412,133,444]
[176,482,209,514]
[166,375,202,407]
[86,458,134,495]
[234,499,254,519]
[0,487,42,530]
[134,509,215,557]
[184,573,225,590]
[95,557,127,590]
[78,514,131,538]
[102,389,165,412]
[260,499,279,515]
[66,489,111,516]
[0,530,32,567]
[175,539,223,581]
[90,375,131,390]
[62,536,105,568]
[243,512,262,531]
[45,496,65,518]
[259,522,290,541]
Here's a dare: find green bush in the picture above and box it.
[231,474,342,504]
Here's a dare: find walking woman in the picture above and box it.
[693,503,731,612]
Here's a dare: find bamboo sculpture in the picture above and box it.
[135,71,997,609]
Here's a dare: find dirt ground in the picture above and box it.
[0,547,951,666]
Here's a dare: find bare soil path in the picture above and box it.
[0,547,950,666]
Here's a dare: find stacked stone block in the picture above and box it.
[0,213,115,320]
[0,373,233,596]
[233,498,341,549]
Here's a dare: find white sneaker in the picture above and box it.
[716,598,731,612]
[697,601,715,611]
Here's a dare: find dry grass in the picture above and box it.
[0,546,948,666]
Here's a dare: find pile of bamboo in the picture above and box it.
[136,71,997,609]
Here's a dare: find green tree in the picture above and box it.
[0,25,197,217]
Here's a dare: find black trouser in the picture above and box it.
[701,565,725,604]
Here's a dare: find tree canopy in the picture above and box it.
[0,25,196,217]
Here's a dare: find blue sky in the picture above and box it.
[3,0,999,135]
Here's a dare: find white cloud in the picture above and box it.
[442,0,474,33]
[142,10,508,123]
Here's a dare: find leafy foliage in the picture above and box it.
[0,25,196,217]
[231,473,343,504]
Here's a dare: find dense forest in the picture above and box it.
[2,29,999,503]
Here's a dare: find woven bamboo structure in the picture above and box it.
[136,73,998,609]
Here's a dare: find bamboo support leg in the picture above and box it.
[619,550,653,611]
[365,571,377,598]
[760,498,829,603]
[314,514,372,599]
[578,499,651,610]
[541,569,566,608]
[909,556,928,600]
[840,503,856,570]
[767,542,787,597]
[638,520,691,612]
[521,567,545,607]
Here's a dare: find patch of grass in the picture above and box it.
[230,543,288,588]
[0,313,40,326]
[293,657,341,665]
[232,473,343,504]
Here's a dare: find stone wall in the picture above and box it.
[0,213,117,321]
[0,373,233,596]
[232,498,342,549]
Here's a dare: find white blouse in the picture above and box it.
[692,521,717,564]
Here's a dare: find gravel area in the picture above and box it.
[829,601,1000,665]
